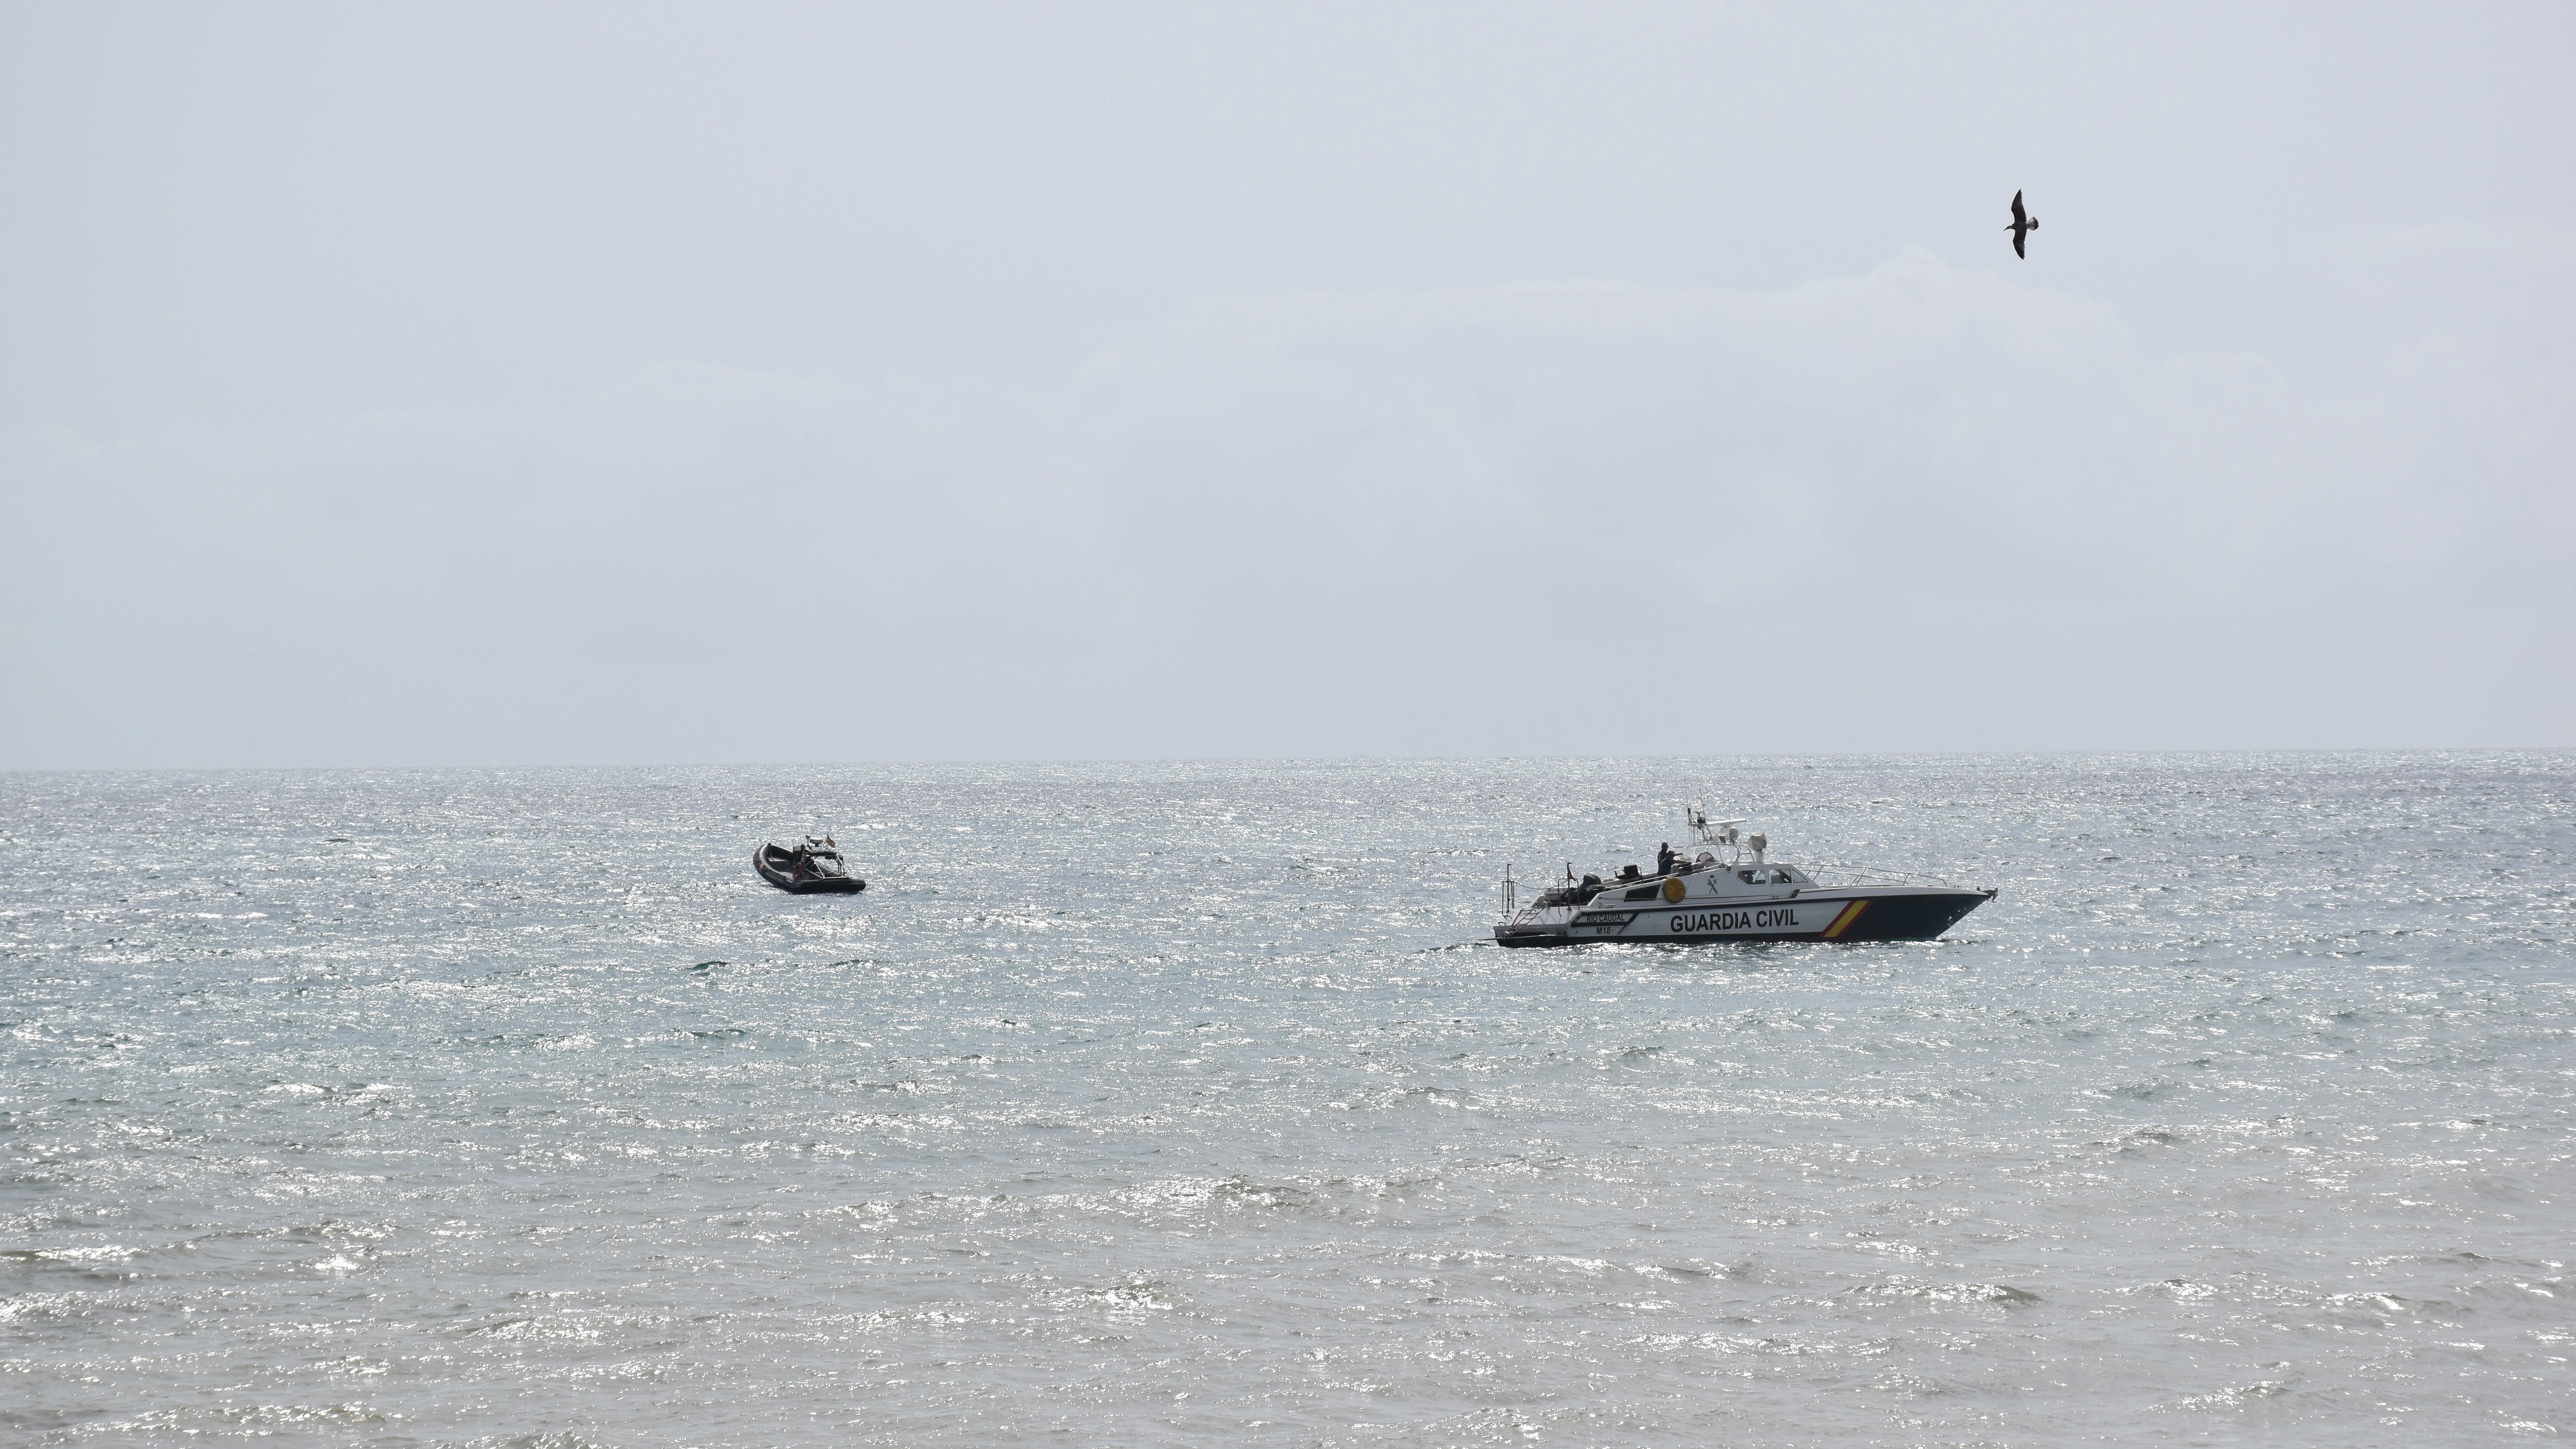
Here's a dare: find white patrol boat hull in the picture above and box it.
[1498,884,1990,946]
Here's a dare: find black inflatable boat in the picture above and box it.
[753,837,867,894]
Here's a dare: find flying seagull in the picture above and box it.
[2006,190,2037,258]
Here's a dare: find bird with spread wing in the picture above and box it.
[2006,190,2038,258]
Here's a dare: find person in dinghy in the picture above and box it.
[753,835,867,894]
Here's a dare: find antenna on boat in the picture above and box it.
[1689,802,1747,861]
[1501,863,1516,920]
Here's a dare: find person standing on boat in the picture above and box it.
[1656,842,1676,876]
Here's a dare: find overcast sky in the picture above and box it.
[5,3,2570,768]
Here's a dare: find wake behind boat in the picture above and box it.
[754,836,867,894]
[1494,805,1992,946]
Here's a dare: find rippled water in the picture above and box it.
[4,753,2571,1446]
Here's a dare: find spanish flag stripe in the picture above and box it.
[1822,899,1871,939]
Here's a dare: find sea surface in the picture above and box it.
[3,753,2571,1447]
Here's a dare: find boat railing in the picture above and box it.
[1796,863,1958,888]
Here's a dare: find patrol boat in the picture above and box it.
[1492,805,1993,946]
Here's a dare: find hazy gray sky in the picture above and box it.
[6,3,2570,767]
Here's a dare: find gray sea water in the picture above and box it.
[3,753,2571,1446]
